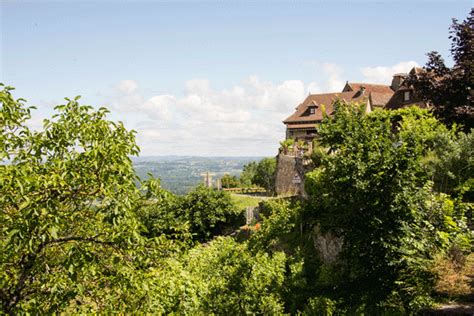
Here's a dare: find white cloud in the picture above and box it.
[117,80,138,94]
[360,61,419,84]
[321,63,345,92]
[305,62,345,92]
[111,76,317,156]
[142,95,175,121]
[111,61,417,156]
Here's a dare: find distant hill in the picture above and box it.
[132,156,266,195]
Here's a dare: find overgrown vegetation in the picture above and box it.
[305,101,472,312]
[1,81,472,313]
[406,8,473,130]
[1,11,473,312]
[219,157,277,193]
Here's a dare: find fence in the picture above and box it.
[222,187,267,194]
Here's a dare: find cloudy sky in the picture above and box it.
[1,1,471,156]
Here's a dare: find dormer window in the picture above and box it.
[309,107,315,114]
[404,91,411,102]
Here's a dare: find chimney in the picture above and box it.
[391,73,407,91]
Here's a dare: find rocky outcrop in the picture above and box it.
[312,225,343,264]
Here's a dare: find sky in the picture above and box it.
[1,0,471,156]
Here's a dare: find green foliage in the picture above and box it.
[148,237,287,314]
[238,157,276,192]
[136,182,244,243]
[230,194,263,210]
[178,185,242,242]
[2,84,471,314]
[406,9,473,130]
[135,178,190,240]
[302,296,337,316]
[427,130,474,201]
[249,199,324,313]
[0,87,159,313]
[240,160,257,187]
[250,199,301,252]
[280,138,295,149]
[305,101,472,311]
[220,174,240,188]
[253,157,277,193]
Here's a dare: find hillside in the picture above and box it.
[133,156,265,194]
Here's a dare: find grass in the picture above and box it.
[432,251,474,301]
[230,194,266,210]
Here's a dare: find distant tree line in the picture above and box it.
[220,157,276,193]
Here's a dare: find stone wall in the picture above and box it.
[312,225,343,264]
[274,154,312,197]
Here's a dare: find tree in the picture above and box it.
[406,9,473,130]
[240,161,257,187]
[178,185,242,242]
[426,130,474,202]
[0,86,159,313]
[253,157,277,193]
[220,174,240,188]
[148,237,287,314]
[134,178,191,240]
[305,101,471,311]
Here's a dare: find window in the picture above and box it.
[404,91,410,101]
[309,107,315,114]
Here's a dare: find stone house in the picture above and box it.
[282,68,426,142]
[275,68,427,196]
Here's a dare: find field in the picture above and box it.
[133,156,265,195]
[230,194,268,210]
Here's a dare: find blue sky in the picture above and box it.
[1,1,471,156]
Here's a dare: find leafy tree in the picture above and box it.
[178,185,242,242]
[253,157,277,193]
[220,174,240,188]
[0,86,164,313]
[426,130,474,202]
[406,9,473,130]
[240,161,257,187]
[148,237,287,314]
[305,101,471,311]
[134,178,191,240]
[249,199,302,253]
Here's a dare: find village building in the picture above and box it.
[275,68,427,196]
[283,68,426,142]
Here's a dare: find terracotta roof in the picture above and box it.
[283,91,369,124]
[370,92,394,107]
[346,82,394,94]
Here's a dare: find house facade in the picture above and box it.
[283,68,426,142]
[275,68,427,196]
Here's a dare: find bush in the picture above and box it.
[220,174,240,188]
[148,237,287,314]
[178,185,243,242]
[305,102,471,311]
[0,87,158,313]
